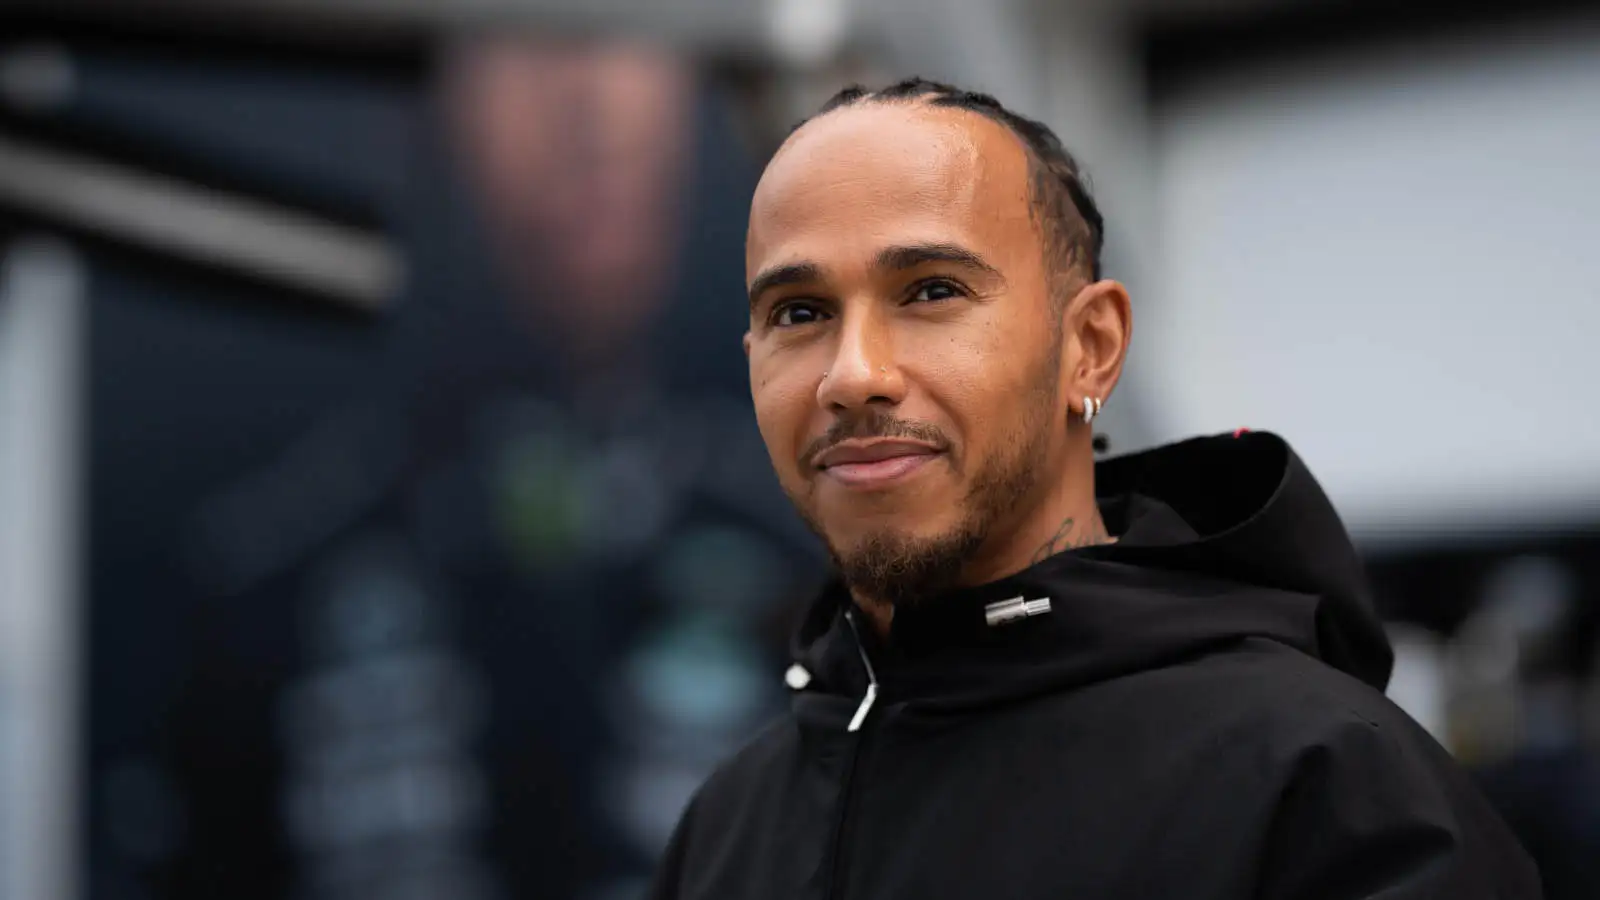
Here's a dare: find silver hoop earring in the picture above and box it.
[1082,396,1101,425]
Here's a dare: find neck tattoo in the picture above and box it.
[1029,515,1114,565]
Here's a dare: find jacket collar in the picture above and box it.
[787,432,1393,721]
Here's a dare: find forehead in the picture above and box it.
[747,103,1035,275]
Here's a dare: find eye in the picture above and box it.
[909,279,964,304]
[772,301,829,328]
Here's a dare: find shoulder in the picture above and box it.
[1082,636,1464,792]
[1235,639,1446,764]
[1146,635,1431,749]
[1188,642,1541,897]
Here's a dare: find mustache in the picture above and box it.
[802,410,952,468]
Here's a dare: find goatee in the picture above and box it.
[829,522,986,610]
[804,326,1063,610]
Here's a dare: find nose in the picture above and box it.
[816,309,905,412]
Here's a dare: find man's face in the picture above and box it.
[745,103,1071,603]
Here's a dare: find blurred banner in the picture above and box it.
[51,30,816,900]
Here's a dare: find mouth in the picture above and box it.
[813,439,943,489]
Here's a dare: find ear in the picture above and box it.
[742,331,753,358]
[1063,279,1132,407]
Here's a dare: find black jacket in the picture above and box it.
[650,432,1541,899]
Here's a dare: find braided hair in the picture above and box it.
[794,77,1105,291]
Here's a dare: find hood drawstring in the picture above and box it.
[843,609,879,733]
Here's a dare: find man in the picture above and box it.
[650,78,1540,899]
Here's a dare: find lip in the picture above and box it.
[814,439,942,489]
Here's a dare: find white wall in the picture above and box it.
[1147,20,1600,542]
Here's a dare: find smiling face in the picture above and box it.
[745,102,1084,604]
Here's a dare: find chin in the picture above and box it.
[822,516,948,557]
[797,483,962,553]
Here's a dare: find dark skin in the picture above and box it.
[744,101,1132,634]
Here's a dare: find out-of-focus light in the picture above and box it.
[767,0,850,67]
[1386,624,1445,740]
[0,136,402,310]
[1478,555,1576,642]
[0,236,83,900]
[0,44,76,114]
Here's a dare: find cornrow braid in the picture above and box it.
[793,77,1105,287]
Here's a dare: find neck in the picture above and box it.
[966,451,1112,585]
[853,459,1112,638]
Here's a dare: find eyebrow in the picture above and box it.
[746,242,1004,310]
[748,261,824,310]
[875,242,1003,280]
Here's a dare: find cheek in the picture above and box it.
[910,316,1047,460]
[750,358,818,468]
[921,326,1012,414]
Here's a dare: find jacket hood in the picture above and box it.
[790,431,1393,718]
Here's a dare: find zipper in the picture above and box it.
[827,609,880,900]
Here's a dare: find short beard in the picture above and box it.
[831,521,985,609]
[815,336,1062,610]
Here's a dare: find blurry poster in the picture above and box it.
[77,34,815,900]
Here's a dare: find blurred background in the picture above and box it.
[0,0,1597,898]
